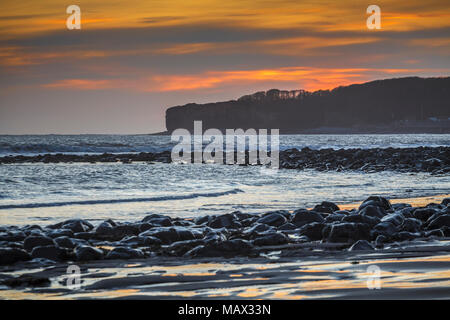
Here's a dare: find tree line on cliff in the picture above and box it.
[165,77,450,133]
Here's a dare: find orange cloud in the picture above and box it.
[43,66,448,93]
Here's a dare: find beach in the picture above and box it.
[0,134,449,300]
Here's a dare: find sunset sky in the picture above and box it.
[1,0,449,133]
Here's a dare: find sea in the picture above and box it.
[0,134,449,226]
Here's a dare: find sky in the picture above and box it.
[0,0,449,134]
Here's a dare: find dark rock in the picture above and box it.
[2,274,50,287]
[343,214,380,227]
[442,198,450,206]
[297,222,325,241]
[165,239,207,256]
[47,229,74,238]
[252,232,289,246]
[23,235,55,252]
[119,235,162,247]
[54,236,76,249]
[106,247,144,260]
[359,205,386,219]
[257,212,287,227]
[139,226,200,244]
[349,240,375,251]
[185,239,253,257]
[324,223,371,243]
[73,232,93,240]
[425,229,445,238]
[359,196,392,211]
[381,212,405,227]
[141,214,173,227]
[325,213,346,223]
[372,221,397,238]
[278,223,297,231]
[375,235,387,247]
[414,208,438,221]
[30,245,62,261]
[75,246,104,261]
[395,231,420,241]
[94,221,114,236]
[313,201,340,213]
[48,219,93,232]
[194,215,212,225]
[0,231,26,242]
[208,213,242,229]
[401,218,422,233]
[0,248,30,265]
[427,214,450,230]
[291,209,324,227]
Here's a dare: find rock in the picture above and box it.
[2,274,50,287]
[349,240,375,251]
[54,236,76,249]
[375,235,387,247]
[141,214,173,227]
[119,235,162,247]
[401,218,422,233]
[61,220,89,233]
[47,229,74,238]
[208,213,242,229]
[442,198,450,206]
[106,247,144,260]
[30,245,62,261]
[297,222,325,241]
[359,196,392,211]
[425,229,445,238]
[413,208,438,221]
[325,213,346,223]
[23,235,55,252]
[343,214,380,227]
[313,201,340,213]
[75,246,104,261]
[252,232,289,246]
[372,221,397,238]
[185,239,253,257]
[0,248,30,265]
[392,203,411,210]
[165,239,206,256]
[278,223,297,231]
[359,205,386,219]
[73,232,93,240]
[139,226,199,244]
[0,231,26,242]
[94,221,114,236]
[48,219,93,232]
[381,212,405,227]
[257,212,287,227]
[395,231,420,241]
[426,214,450,230]
[324,223,371,243]
[291,209,324,227]
[194,215,212,225]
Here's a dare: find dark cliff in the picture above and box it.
[165,77,450,133]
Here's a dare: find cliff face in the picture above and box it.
[165,77,450,133]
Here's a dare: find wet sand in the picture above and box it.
[1,193,449,300]
[0,239,449,300]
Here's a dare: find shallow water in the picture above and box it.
[0,134,449,226]
[0,162,449,226]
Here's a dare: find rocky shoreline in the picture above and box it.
[1,196,450,283]
[0,146,449,174]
